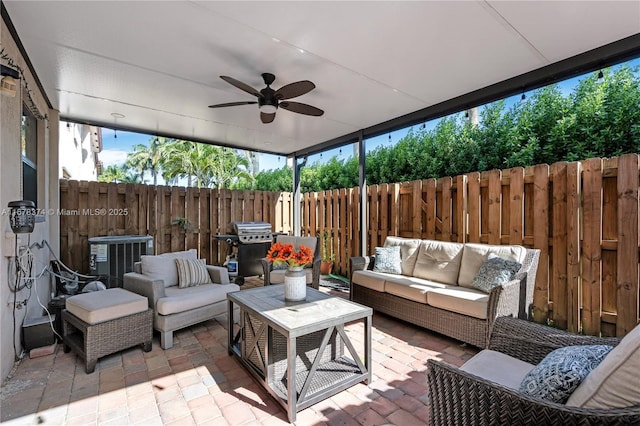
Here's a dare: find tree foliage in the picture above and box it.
[99,138,254,188]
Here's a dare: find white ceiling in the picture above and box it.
[4,1,640,155]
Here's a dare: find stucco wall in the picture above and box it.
[59,123,100,181]
[1,18,59,383]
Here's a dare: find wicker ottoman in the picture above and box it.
[62,288,152,373]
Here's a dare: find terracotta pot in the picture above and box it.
[320,261,333,275]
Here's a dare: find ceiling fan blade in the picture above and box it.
[260,112,276,123]
[279,101,324,116]
[274,81,315,100]
[208,101,258,108]
[220,76,261,97]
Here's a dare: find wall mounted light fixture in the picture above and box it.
[0,65,19,98]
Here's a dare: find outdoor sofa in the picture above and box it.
[350,237,540,347]
[427,316,640,425]
[123,249,239,349]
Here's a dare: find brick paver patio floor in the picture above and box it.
[1,277,478,425]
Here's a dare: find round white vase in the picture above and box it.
[284,266,307,302]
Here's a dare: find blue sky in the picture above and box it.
[97,58,639,175]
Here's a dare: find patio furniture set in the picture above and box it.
[59,237,639,424]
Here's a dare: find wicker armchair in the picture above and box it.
[261,235,321,289]
[427,316,640,425]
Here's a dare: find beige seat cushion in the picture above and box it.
[384,276,450,303]
[566,323,640,409]
[426,286,489,319]
[268,268,313,285]
[66,288,148,324]
[156,283,240,315]
[351,270,389,292]
[140,249,198,288]
[460,349,535,390]
[413,240,464,285]
[383,237,422,275]
[458,243,526,288]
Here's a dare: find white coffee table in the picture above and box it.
[227,285,372,423]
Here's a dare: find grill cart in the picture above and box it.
[215,221,275,285]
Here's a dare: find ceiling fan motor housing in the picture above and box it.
[259,87,278,112]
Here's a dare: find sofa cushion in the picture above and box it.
[156,283,240,315]
[141,249,198,288]
[567,323,640,409]
[373,246,402,274]
[460,349,535,390]
[384,276,449,303]
[352,270,390,292]
[66,288,148,324]
[426,286,489,319]
[176,258,212,288]
[383,237,422,275]
[268,268,313,285]
[471,255,522,293]
[520,345,613,404]
[458,243,526,288]
[412,240,464,285]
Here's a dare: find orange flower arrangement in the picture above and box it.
[267,242,314,269]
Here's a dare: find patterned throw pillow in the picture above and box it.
[471,254,521,293]
[175,258,212,288]
[519,345,613,403]
[373,246,402,275]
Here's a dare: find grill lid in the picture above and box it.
[230,221,273,243]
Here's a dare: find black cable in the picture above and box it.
[12,235,21,361]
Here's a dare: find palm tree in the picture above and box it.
[98,165,128,183]
[161,140,197,186]
[126,137,167,185]
[121,171,143,184]
[208,147,254,189]
[160,141,255,189]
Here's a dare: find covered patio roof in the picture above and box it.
[4,1,640,157]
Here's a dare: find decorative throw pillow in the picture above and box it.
[519,345,613,403]
[175,258,212,288]
[471,254,521,293]
[373,246,402,274]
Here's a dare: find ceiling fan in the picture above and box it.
[209,73,324,123]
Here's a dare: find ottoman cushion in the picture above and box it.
[66,288,148,324]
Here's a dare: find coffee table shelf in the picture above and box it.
[228,285,372,423]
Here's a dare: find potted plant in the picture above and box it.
[320,230,335,275]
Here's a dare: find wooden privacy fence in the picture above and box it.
[59,180,291,276]
[301,154,640,338]
[60,153,640,337]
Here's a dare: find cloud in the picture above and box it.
[99,149,128,167]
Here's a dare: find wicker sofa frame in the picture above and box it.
[427,316,640,425]
[350,247,540,348]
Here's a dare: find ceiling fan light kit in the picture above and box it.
[258,101,277,114]
[210,72,323,123]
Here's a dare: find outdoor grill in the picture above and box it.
[215,221,274,285]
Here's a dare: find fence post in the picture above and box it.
[616,154,639,336]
